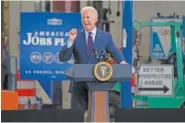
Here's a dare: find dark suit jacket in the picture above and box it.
[59,28,125,93]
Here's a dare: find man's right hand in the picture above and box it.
[69,28,77,42]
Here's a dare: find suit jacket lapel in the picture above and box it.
[93,29,101,48]
[81,29,89,59]
[81,29,86,48]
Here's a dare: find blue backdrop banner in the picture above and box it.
[20,12,82,81]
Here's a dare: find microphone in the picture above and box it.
[93,48,100,61]
[101,49,109,61]
[102,49,106,56]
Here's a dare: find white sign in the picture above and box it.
[136,65,173,96]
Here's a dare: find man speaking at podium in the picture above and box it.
[59,6,126,110]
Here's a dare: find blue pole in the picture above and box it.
[120,0,133,108]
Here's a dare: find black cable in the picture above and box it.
[108,1,111,15]
[117,1,120,16]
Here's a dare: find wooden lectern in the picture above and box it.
[64,63,132,122]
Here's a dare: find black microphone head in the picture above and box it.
[93,48,100,61]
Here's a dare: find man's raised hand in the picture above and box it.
[69,28,77,42]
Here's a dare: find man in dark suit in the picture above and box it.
[59,6,127,110]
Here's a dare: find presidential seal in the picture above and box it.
[93,61,113,82]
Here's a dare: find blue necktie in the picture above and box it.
[87,32,93,55]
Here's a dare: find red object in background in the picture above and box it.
[106,58,118,64]
[131,73,135,87]
[16,70,36,96]
[16,69,20,80]
[53,1,80,12]
[16,70,37,109]
[2,90,18,110]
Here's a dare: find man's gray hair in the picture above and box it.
[81,6,98,19]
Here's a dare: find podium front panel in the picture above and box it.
[87,82,116,91]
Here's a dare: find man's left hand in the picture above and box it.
[120,61,127,64]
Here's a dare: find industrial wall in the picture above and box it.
[7,1,185,63]
[133,1,185,61]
